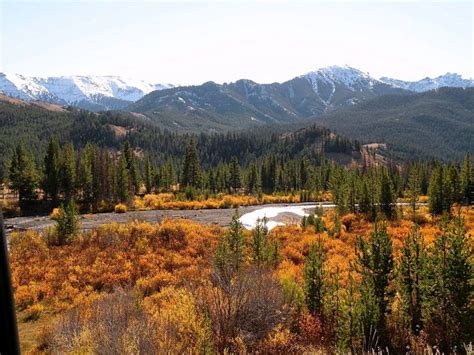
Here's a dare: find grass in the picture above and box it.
[17,308,56,354]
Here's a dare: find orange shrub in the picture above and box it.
[114,203,128,213]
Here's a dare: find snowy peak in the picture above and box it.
[302,65,382,92]
[0,73,173,111]
[380,73,474,92]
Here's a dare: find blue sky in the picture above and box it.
[1,1,472,85]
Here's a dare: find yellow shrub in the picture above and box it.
[50,208,60,220]
[144,286,208,352]
[114,203,128,213]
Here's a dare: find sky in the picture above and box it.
[0,1,472,85]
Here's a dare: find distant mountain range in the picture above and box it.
[127,66,473,131]
[0,73,173,111]
[0,66,472,115]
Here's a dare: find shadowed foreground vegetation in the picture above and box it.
[10,205,473,354]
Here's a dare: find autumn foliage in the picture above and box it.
[9,206,474,353]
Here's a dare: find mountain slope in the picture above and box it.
[0,73,173,111]
[0,95,364,180]
[315,87,474,160]
[128,66,408,131]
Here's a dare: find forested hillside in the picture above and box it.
[316,87,474,161]
[0,97,362,182]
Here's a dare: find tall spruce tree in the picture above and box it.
[460,152,472,204]
[356,223,394,344]
[399,225,427,334]
[42,137,61,202]
[229,156,241,191]
[143,154,154,194]
[116,154,129,203]
[424,215,473,352]
[378,167,395,219]
[181,138,202,189]
[407,163,422,219]
[428,164,445,215]
[9,142,38,201]
[304,239,326,317]
[61,143,76,201]
[251,217,269,267]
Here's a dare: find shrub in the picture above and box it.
[114,203,128,213]
[23,303,44,322]
[50,208,60,220]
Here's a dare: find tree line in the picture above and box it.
[4,135,472,215]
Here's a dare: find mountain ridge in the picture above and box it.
[1,66,472,114]
[0,73,173,111]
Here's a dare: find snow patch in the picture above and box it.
[239,204,336,230]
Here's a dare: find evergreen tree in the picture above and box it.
[181,138,202,189]
[399,225,427,334]
[424,215,473,352]
[215,210,245,274]
[356,223,394,343]
[229,156,241,191]
[55,198,79,245]
[42,137,61,202]
[460,152,472,204]
[122,141,141,194]
[9,142,38,201]
[330,166,349,214]
[428,164,445,215]
[143,154,154,194]
[300,156,310,190]
[61,143,76,201]
[444,163,460,209]
[116,154,129,203]
[304,239,326,317]
[251,217,269,267]
[378,167,395,219]
[407,163,422,219]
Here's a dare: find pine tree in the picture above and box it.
[428,164,445,215]
[9,142,38,201]
[330,166,349,214]
[300,156,310,190]
[378,167,395,219]
[143,154,153,194]
[424,214,473,352]
[407,163,422,219]
[229,156,241,191]
[78,143,96,210]
[251,217,269,267]
[55,198,79,245]
[359,178,371,215]
[181,138,201,189]
[116,154,129,203]
[444,163,460,210]
[215,210,245,274]
[122,142,140,195]
[460,152,472,204]
[399,225,427,334]
[304,239,326,317]
[42,137,61,202]
[355,223,394,343]
[61,143,76,201]
[227,210,245,271]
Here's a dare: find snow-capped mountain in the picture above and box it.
[380,73,474,92]
[298,65,400,111]
[303,65,381,92]
[0,73,173,111]
[1,66,472,115]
